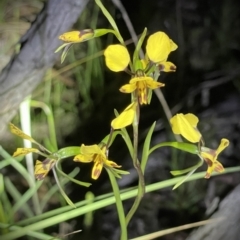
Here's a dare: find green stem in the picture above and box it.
[105,128,114,149]
[30,100,58,152]
[106,168,127,240]
[2,167,240,240]
[52,168,76,208]
[55,159,91,187]
[19,97,42,216]
[126,101,145,226]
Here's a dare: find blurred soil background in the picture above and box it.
[1,0,240,239]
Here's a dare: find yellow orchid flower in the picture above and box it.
[111,102,137,129]
[59,29,94,43]
[120,76,164,105]
[104,44,130,72]
[146,31,178,64]
[170,113,202,143]
[103,31,177,105]
[73,144,121,180]
[201,138,229,178]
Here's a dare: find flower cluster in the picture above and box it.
[8,4,233,231]
[104,31,177,105]
[170,113,229,178]
[56,29,179,180]
[55,26,230,182]
[57,29,177,106]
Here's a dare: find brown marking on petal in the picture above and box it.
[109,162,122,168]
[204,173,210,179]
[214,163,224,172]
[79,29,93,38]
[223,141,228,147]
[35,173,45,181]
[159,64,164,71]
[120,88,126,93]
[42,159,52,170]
[204,158,213,167]
[135,69,145,77]
[92,160,102,179]
[138,91,147,105]
[209,149,216,155]
[137,81,147,105]
[170,65,177,71]
[93,168,101,179]
[143,93,147,104]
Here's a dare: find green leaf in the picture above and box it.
[61,43,73,63]
[95,0,124,44]
[133,28,147,71]
[83,192,94,228]
[3,167,240,240]
[147,89,153,104]
[94,28,117,38]
[0,174,4,194]
[40,167,80,211]
[106,168,128,239]
[55,160,91,187]
[141,122,156,173]
[108,168,121,178]
[55,146,81,159]
[6,177,42,218]
[171,156,204,189]
[170,158,203,176]
[0,146,34,187]
[149,142,199,155]
[54,42,72,53]
[52,168,76,208]
[172,168,197,190]
[113,169,130,175]
[100,131,121,147]
[134,60,144,70]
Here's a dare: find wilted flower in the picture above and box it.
[59,29,94,43]
[10,123,56,180]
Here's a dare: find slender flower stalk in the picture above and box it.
[125,101,145,226]
[106,168,128,240]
